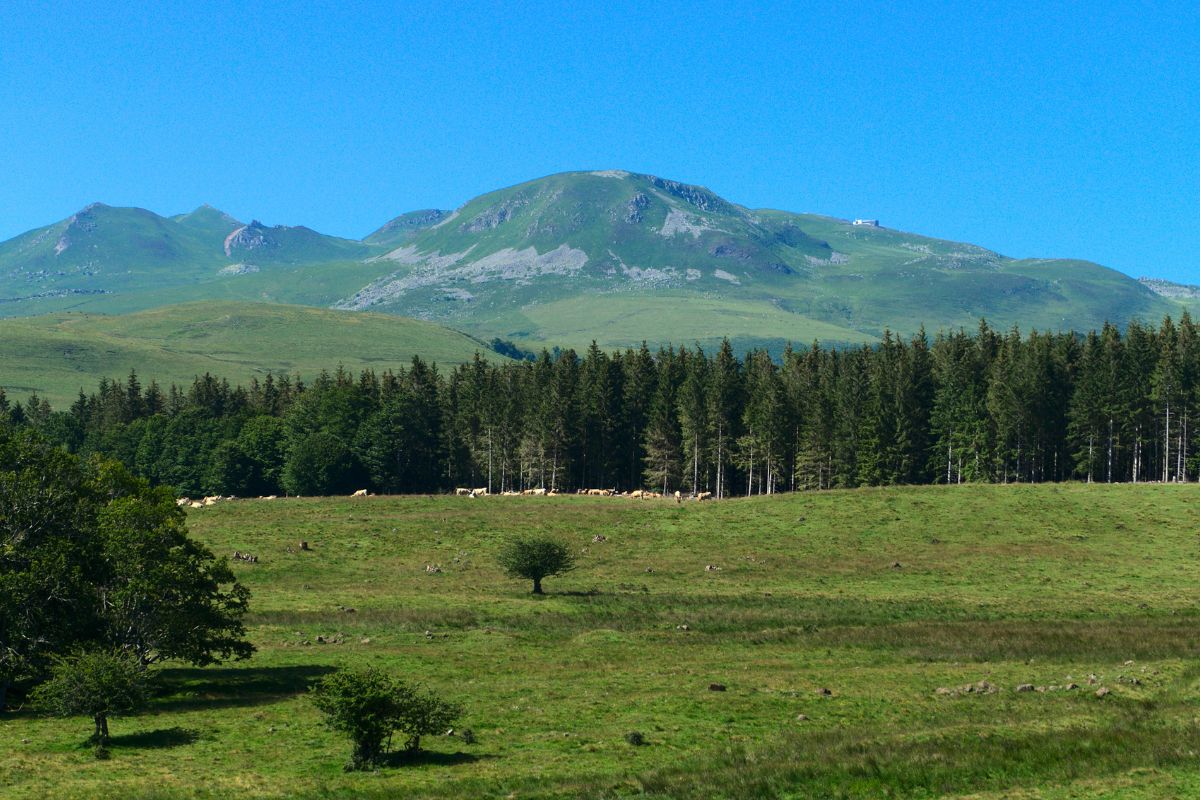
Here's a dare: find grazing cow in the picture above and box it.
[470,487,489,497]
[630,490,645,499]
[531,487,547,496]
[696,491,713,501]
[176,498,191,507]
[455,488,471,496]
[351,489,368,497]
[189,501,204,509]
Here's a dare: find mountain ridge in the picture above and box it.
[0,170,1194,351]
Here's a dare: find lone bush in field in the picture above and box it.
[498,535,576,594]
[310,667,461,770]
[31,650,149,756]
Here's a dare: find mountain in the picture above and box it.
[0,171,1191,353]
[0,301,508,408]
[0,203,384,313]
[364,209,452,247]
[338,170,1179,350]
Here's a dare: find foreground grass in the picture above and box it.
[3,483,1199,798]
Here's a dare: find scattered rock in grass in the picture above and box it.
[360,637,371,644]
[796,714,809,721]
[818,688,833,697]
[1016,684,1035,692]
[592,534,607,543]
[299,541,310,551]
[1066,683,1079,690]
[891,561,902,569]
[1095,687,1111,698]
[676,624,690,631]
[944,680,998,696]
[1124,660,1135,666]
[705,564,721,572]
[1088,674,1099,685]
[709,683,726,692]
[645,567,654,573]
[425,564,442,573]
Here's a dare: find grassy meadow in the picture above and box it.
[0,301,505,408]
[3,483,1200,798]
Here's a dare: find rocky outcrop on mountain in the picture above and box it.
[224,221,277,256]
[1140,277,1200,299]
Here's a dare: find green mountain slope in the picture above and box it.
[0,203,389,315]
[340,171,1178,350]
[0,301,506,408]
[0,170,1190,353]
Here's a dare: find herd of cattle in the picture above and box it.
[177,488,716,506]
[453,487,715,501]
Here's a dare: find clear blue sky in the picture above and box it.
[1,1,1197,281]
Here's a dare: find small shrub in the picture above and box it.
[30,650,150,754]
[310,667,462,770]
[498,535,576,594]
[625,731,647,746]
[461,728,476,745]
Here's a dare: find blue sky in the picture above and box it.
[1,1,1197,281]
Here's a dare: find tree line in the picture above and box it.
[4,314,1199,497]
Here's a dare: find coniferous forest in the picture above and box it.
[5,315,1199,498]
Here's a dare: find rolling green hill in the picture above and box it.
[0,301,506,408]
[0,171,1191,354]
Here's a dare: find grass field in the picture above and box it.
[3,484,1200,798]
[0,301,505,408]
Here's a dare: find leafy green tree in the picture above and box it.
[31,649,149,754]
[1,428,253,709]
[498,536,576,594]
[92,474,253,665]
[0,426,97,708]
[283,431,360,495]
[310,667,461,769]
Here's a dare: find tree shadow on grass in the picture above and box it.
[153,664,336,712]
[108,726,200,749]
[381,749,491,768]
